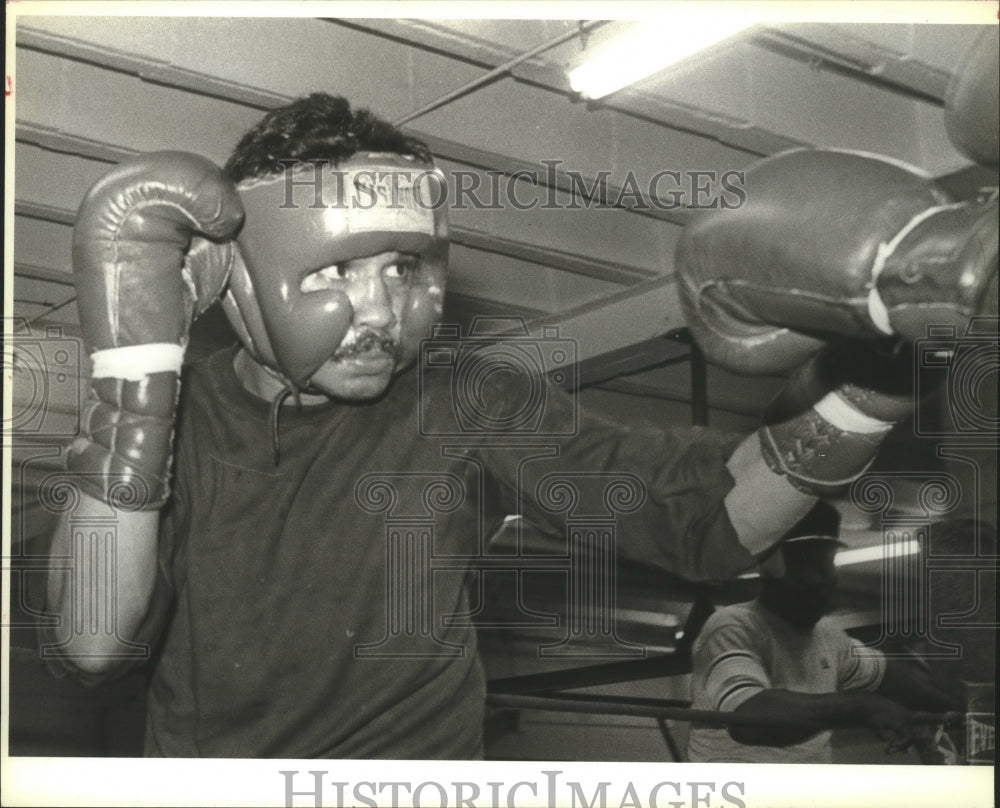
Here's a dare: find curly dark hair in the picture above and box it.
[224,93,433,182]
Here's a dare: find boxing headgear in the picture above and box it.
[222,152,449,388]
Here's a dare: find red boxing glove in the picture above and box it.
[676,149,997,375]
[67,152,244,509]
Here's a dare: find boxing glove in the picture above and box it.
[758,340,916,496]
[676,149,998,375]
[67,152,244,509]
[945,27,999,169]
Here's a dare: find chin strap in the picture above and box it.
[234,349,309,466]
[255,358,304,466]
[269,383,304,466]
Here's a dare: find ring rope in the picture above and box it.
[486,691,964,730]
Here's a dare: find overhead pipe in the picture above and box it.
[392,21,607,126]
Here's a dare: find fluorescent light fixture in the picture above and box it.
[833,538,921,568]
[737,538,922,579]
[567,15,759,100]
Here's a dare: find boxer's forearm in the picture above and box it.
[45,492,160,675]
[50,153,237,676]
[724,431,817,559]
[729,689,908,747]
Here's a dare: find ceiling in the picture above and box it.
[7,10,998,602]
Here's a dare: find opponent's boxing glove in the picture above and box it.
[945,27,999,169]
[676,149,998,375]
[67,152,244,509]
[758,340,915,496]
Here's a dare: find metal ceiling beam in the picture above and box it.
[14,25,687,224]
[450,226,657,286]
[15,121,138,165]
[14,262,73,286]
[755,24,951,104]
[17,26,286,110]
[15,200,76,226]
[334,18,577,92]
[332,18,809,157]
[518,274,687,367]
[418,132,691,226]
[444,291,547,320]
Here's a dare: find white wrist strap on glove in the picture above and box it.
[813,391,895,435]
[90,343,185,381]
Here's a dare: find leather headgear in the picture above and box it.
[222,152,449,389]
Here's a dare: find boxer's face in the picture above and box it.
[227,156,450,399]
[302,250,444,401]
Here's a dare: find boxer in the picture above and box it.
[47,83,995,758]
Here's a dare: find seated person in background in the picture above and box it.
[686,501,961,763]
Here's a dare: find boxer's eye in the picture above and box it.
[384,257,418,280]
[300,265,345,292]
